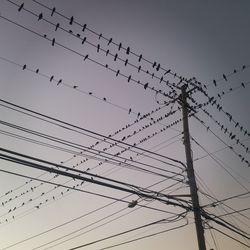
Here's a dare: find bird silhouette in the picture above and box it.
[223,74,227,81]
[82,37,87,44]
[84,54,88,61]
[138,65,141,73]
[35,206,39,209]
[108,38,112,45]
[69,16,74,25]
[106,49,109,56]
[126,46,130,55]
[38,13,43,21]
[242,65,246,69]
[73,85,78,89]
[128,108,131,114]
[116,70,120,76]
[156,63,160,71]
[138,54,142,62]
[97,44,100,52]
[144,83,149,90]
[55,23,60,31]
[51,7,56,16]
[82,24,87,32]
[152,62,156,68]
[127,75,131,82]
[213,80,217,86]
[114,54,118,61]
[18,3,24,12]
[22,64,26,70]
[57,79,62,85]
[50,75,54,82]
[35,69,39,73]
[125,59,128,66]
[89,92,92,95]
[241,82,245,88]
[52,38,55,46]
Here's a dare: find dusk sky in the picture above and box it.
[0,1,250,249]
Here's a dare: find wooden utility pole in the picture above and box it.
[181,85,207,250]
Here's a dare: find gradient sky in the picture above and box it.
[0,0,250,249]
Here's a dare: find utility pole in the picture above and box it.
[181,85,207,250]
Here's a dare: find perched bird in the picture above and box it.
[69,16,74,25]
[241,82,245,88]
[52,38,55,46]
[116,70,120,76]
[126,46,130,55]
[97,44,100,52]
[35,206,39,209]
[35,68,39,73]
[124,59,128,66]
[51,7,56,16]
[82,37,87,44]
[57,79,62,85]
[223,74,227,81]
[242,65,246,69]
[38,13,43,21]
[138,65,141,72]
[18,3,24,12]
[73,85,78,89]
[55,23,60,31]
[108,38,112,45]
[156,63,161,71]
[118,42,122,51]
[89,92,92,95]
[128,108,132,114]
[98,33,102,39]
[82,24,87,32]
[144,83,149,90]
[49,75,54,82]
[84,54,88,61]
[105,49,109,56]
[138,54,142,62]
[152,61,156,68]
[22,64,26,70]
[213,79,217,86]
[160,76,163,83]
[127,75,131,82]
[114,53,118,61]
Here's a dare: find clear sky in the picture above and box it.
[0,0,250,249]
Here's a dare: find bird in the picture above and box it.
[156,63,161,71]
[223,74,227,81]
[84,54,89,61]
[98,33,102,39]
[138,54,142,62]
[242,65,246,69]
[144,83,149,90]
[106,49,109,56]
[103,97,106,101]
[49,75,54,82]
[55,23,60,31]
[124,59,128,66]
[114,53,118,61]
[57,79,62,85]
[38,13,43,21]
[97,44,100,52]
[18,3,24,12]
[51,7,56,16]
[128,108,132,114]
[241,82,245,88]
[82,24,87,32]
[108,38,112,45]
[126,46,130,55]
[35,206,39,209]
[138,65,141,73]
[118,42,122,50]
[89,92,92,95]
[127,75,131,82]
[52,38,55,46]
[137,112,140,117]
[82,37,87,44]
[69,16,74,25]
[73,85,78,89]
[116,70,120,76]
[35,68,39,73]
[160,76,163,83]
[22,64,26,70]
[213,79,217,86]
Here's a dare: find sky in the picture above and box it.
[0,0,250,249]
